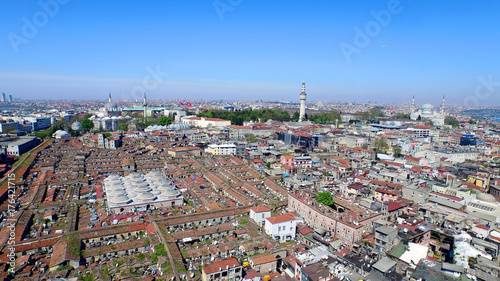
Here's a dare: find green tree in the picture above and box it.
[392,146,402,157]
[245,134,257,143]
[445,116,460,128]
[81,118,94,132]
[53,119,70,131]
[391,113,410,119]
[198,108,292,125]
[356,107,385,122]
[117,118,129,131]
[308,110,342,126]
[158,116,172,126]
[316,191,334,207]
[373,138,389,154]
[266,162,271,169]
[468,119,476,124]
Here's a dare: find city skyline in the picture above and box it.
[1,1,500,105]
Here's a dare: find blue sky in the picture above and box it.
[1,0,499,105]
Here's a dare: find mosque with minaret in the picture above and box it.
[409,96,446,126]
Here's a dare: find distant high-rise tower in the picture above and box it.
[1,92,5,102]
[298,82,307,122]
[441,95,445,115]
[9,95,12,102]
[143,92,148,119]
[108,92,112,103]
[411,95,415,114]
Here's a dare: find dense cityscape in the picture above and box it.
[0,84,498,281]
[2,1,500,281]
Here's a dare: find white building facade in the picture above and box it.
[264,214,296,242]
[249,206,271,227]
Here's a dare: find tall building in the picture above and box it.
[9,95,12,102]
[143,92,148,119]
[1,92,5,102]
[299,82,306,122]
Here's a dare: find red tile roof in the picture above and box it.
[375,188,399,196]
[203,257,240,274]
[386,201,404,212]
[251,206,271,213]
[297,225,314,235]
[348,183,364,190]
[430,192,463,202]
[475,224,489,230]
[250,253,277,265]
[266,213,295,224]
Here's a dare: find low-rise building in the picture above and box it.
[264,213,296,242]
[182,116,231,128]
[250,206,272,227]
[168,146,202,157]
[374,226,398,253]
[202,257,242,281]
[249,254,278,275]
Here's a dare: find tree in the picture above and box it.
[373,138,389,154]
[53,119,70,131]
[118,125,127,131]
[34,131,49,139]
[391,113,410,120]
[245,134,257,143]
[445,116,460,128]
[356,107,385,122]
[158,116,172,126]
[468,119,476,124]
[392,146,402,157]
[307,110,342,126]
[81,118,94,132]
[316,191,334,207]
[197,108,292,125]
[266,162,271,169]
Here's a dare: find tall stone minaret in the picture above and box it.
[411,95,415,113]
[108,92,112,103]
[143,92,148,119]
[299,82,306,122]
[441,95,445,115]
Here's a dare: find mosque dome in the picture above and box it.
[104,102,118,109]
[421,103,434,110]
[421,103,434,115]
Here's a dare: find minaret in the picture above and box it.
[299,82,306,122]
[411,95,415,113]
[441,95,445,115]
[143,92,148,119]
[108,92,112,103]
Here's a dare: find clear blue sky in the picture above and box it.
[1,0,499,105]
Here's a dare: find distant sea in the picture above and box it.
[461,109,500,123]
